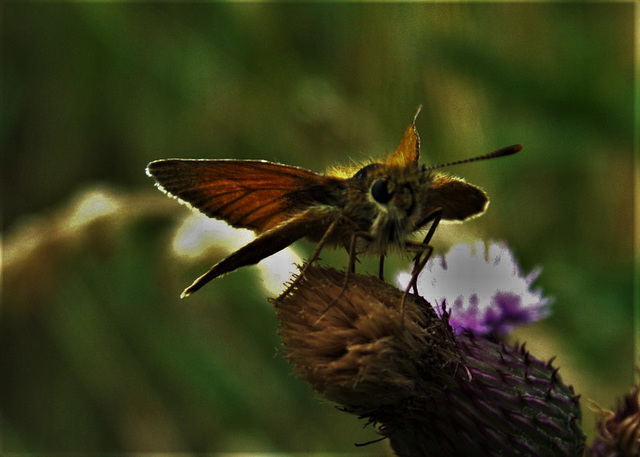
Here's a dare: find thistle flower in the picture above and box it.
[276,266,585,456]
[397,241,550,336]
[588,386,640,456]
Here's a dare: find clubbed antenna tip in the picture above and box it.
[426,144,522,172]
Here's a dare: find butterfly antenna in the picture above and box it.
[425,144,522,171]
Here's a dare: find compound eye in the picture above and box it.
[371,179,393,204]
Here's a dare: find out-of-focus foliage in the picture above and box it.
[2,3,634,453]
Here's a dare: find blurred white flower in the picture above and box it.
[66,188,121,230]
[397,241,550,335]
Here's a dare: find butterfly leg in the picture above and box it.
[314,229,372,324]
[276,215,340,302]
[378,255,385,280]
[399,208,443,322]
[342,229,373,291]
[339,213,366,275]
[410,208,443,293]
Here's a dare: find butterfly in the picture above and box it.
[147,108,521,310]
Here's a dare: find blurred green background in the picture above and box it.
[2,3,635,454]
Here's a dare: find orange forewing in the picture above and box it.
[146,159,324,233]
[384,107,421,167]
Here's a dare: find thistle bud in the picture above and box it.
[276,266,585,456]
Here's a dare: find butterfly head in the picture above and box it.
[345,161,433,250]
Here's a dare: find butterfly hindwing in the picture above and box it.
[181,205,338,296]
